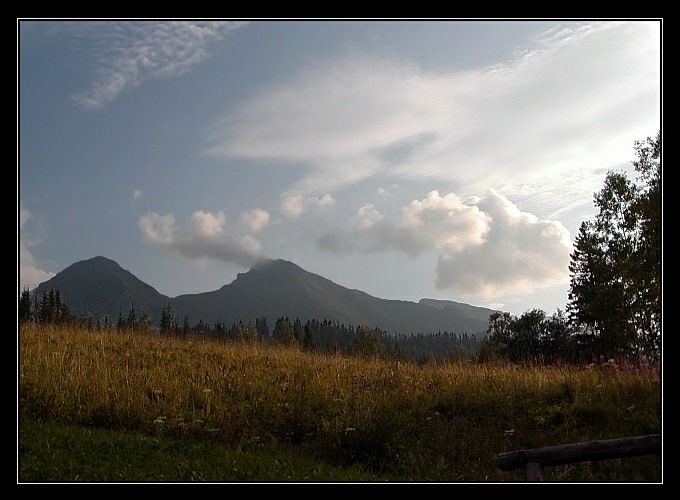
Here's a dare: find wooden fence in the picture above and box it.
[497,434,661,481]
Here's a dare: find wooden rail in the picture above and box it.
[497,434,661,481]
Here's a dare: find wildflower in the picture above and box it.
[504,429,515,436]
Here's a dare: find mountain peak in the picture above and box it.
[239,258,305,279]
[32,255,497,335]
[251,258,297,270]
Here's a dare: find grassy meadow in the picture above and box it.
[18,323,661,483]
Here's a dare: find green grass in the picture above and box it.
[18,324,662,483]
[19,415,380,482]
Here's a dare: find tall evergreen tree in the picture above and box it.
[126,295,137,330]
[567,132,661,358]
[159,303,176,334]
[116,310,125,331]
[302,321,317,352]
[273,317,297,346]
[631,132,661,354]
[19,287,32,324]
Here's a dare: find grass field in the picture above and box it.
[18,324,662,483]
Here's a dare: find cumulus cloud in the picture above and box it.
[239,208,270,232]
[205,21,659,203]
[318,190,492,257]
[317,190,572,300]
[138,209,266,268]
[70,20,247,110]
[434,190,572,299]
[280,193,335,218]
[19,202,55,290]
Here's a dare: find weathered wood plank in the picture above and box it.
[497,434,660,472]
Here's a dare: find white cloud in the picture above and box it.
[190,210,226,237]
[280,193,335,218]
[71,20,247,110]
[239,208,270,232]
[352,204,384,230]
[318,190,491,257]
[18,202,55,291]
[138,210,265,268]
[401,190,491,252]
[317,189,572,301]
[205,21,659,204]
[133,189,143,200]
[435,190,572,299]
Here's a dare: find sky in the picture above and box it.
[18,19,662,317]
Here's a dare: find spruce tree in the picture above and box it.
[567,132,661,358]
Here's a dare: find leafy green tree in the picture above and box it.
[487,309,579,364]
[353,326,384,358]
[486,312,514,360]
[511,309,545,362]
[630,132,661,353]
[567,132,661,358]
[541,309,579,363]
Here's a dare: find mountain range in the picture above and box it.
[31,256,498,336]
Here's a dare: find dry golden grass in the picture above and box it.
[19,323,661,482]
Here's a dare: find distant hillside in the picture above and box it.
[32,256,170,323]
[32,256,498,336]
[419,298,498,323]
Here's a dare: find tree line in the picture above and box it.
[483,131,661,364]
[18,287,482,364]
[19,132,660,366]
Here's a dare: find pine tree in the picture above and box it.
[302,322,317,352]
[274,317,297,346]
[159,303,176,334]
[19,287,32,324]
[567,132,661,358]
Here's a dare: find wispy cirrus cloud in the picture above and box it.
[70,20,247,110]
[205,21,659,204]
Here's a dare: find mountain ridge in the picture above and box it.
[32,256,498,336]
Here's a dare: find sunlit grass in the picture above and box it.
[19,323,661,482]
